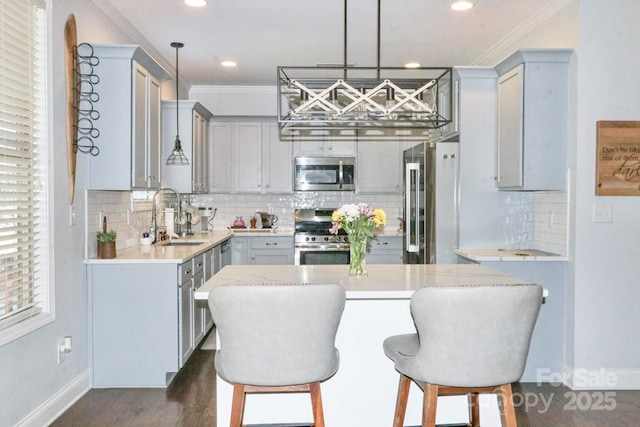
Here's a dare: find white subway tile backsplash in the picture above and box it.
[533,191,568,256]
[87,188,568,258]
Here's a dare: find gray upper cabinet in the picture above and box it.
[210,122,232,193]
[224,120,292,194]
[162,101,213,194]
[88,45,169,190]
[495,49,572,191]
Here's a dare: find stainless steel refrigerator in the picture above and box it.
[403,141,459,264]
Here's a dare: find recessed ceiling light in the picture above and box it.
[221,61,237,67]
[450,1,474,11]
[184,0,207,7]
[405,62,421,69]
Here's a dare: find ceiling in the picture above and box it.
[96,0,560,87]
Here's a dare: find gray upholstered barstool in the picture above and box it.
[383,283,543,427]
[209,282,346,427]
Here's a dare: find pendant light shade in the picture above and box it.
[166,42,189,166]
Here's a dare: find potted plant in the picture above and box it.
[97,217,117,259]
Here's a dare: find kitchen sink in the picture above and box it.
[161,240,205,247]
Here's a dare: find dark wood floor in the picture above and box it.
[52,338,640,427]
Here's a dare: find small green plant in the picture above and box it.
[97,230,117,243]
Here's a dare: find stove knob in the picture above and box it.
[324,236,329,242]
[311,237,316,242]
[305,237,310,242]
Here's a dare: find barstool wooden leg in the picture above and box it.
[229,384,246,427]
[497,384,517,427]
[309,382,325,427]
[468,392,480,427]
[393,374,411,427]
[422,383,438,427]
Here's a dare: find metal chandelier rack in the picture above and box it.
[277,0,453,138]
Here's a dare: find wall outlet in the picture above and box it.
[58,336,72,365]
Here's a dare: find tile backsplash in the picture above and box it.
[86,189,567,257]
[533,191,568,256]
[86,190,404,257]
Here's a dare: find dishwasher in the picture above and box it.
[221,239,232,268]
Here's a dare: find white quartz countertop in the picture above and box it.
[85,229,293,264]
[195,264,539,300]
[455,248,568,262]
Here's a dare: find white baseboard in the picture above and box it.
[16,370,91,427]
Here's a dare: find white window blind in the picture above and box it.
[0,0,48,331]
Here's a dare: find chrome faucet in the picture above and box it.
[149,186,182,243]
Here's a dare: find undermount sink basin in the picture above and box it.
[161,240,205,247]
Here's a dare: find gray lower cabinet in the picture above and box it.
[89,251,215,388]
[232,236,294,265]
[367,236,403,264]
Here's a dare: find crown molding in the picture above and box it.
[472,0,577,66]
[88,0,179,84]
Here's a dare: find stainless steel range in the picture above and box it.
[294,208,350,265]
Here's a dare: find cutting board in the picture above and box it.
[64,14,78,205]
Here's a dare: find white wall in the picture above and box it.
[570,0,640,389]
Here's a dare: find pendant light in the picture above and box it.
[166,42,189,166]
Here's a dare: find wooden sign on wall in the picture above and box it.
[596,121,640,196]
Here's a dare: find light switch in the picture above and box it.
[593,203,613,223]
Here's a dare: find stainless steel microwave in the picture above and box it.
[294,157,355,191]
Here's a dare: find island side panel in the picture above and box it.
[89,263,179,387]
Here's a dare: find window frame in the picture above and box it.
[0,0,54,347]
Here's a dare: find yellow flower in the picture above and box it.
[373,208,387,226]
[331,211,341,222]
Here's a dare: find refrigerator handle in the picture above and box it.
[338,159,344,190]
[405,163,420,253]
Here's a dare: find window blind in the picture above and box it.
[0,0,48,330]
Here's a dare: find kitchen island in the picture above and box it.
[196,264,540,427]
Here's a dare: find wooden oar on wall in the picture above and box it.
[64,14,78,205]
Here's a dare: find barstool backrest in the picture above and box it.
[409,283,543,387]
[210,283,346,387]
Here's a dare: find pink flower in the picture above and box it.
[329,222,340,235]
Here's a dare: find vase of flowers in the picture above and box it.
[330,203,387,276]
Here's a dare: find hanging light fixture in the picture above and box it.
[277,0,453,138]
[166,42,189,166]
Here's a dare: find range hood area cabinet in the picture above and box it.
[161,101,213,194]
[356,129,414,194]
[495,49,572,191]
[87,45,169,190]
[292,129,356,157]
[211,120,292,194]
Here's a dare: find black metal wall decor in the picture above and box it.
[74,42,100,156]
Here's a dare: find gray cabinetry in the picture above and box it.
[293,129,356,156]
[88,45,168,190]
[222,120,293,193]
[356,130,412,194]
[367,236,403,264]
[162,101,213,194]
[495,49,572,191]
[210,122,232,193]
[88,248,217,387]
[232,236,294,265]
